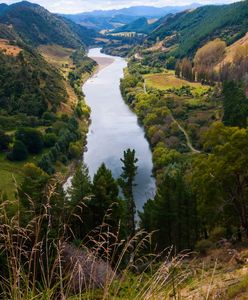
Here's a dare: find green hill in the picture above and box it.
[147,0,248,57]
[113,17,150,34]
[0,44,67,117]
[0,1,96,48]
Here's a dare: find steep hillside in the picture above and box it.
[60,16,98,46]
[113,17,150,34]
[0,1,96,48]
[147,0,248,57]
[0,44,67,117]
[0,23,21,41]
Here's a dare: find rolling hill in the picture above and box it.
[147,0,248,57]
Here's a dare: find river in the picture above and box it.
[74,48,156,211]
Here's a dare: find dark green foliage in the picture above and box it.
[0,131,12,151]
[0,2,85,48]
[119,149,138,236]
[44,133,57,148]
[0,49,67,117]
[67,164,92,237]
[140,166,197,251]
[68,164,92,205]
[148,1,248,57]
[16,127,44,154]
[8,140,28,161]
[19,163,49,215]
[91,163,120,228]
[223,81,248,128]
[38,117,81,174]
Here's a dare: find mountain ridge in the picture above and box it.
[0,1,98,48]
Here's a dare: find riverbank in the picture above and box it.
[62,54,114,188]
[91,56,114,72]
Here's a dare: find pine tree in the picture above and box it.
[67,164,92,238]
[119,149,138,237]
[91,164,120,229]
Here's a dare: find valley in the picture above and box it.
[0,0,248,299]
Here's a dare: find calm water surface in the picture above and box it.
[84,48,155,211]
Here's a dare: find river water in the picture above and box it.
[83,48,156,211]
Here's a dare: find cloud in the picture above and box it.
[1,0,237,14]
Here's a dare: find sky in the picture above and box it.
[1,0,238,14]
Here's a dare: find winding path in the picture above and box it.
[144,77,201,153]
[170,114,201,154]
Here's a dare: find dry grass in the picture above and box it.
[0,178,193,300]
[216,32,248,68]
[144,72,208,91]
[38,44,74,77]
[0,39,22,56]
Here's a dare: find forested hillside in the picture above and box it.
[0,1,97,48]
[0,2,98,196]
[147,0,248,57]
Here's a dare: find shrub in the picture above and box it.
[69,142,82,159]
[8,140,28,161]
[15,128,44,154]
[195,239,213,255]
[44,133,57,148]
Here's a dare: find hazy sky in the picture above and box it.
[1,0,238,14]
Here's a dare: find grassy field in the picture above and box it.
[0,152,44,198]
[38,44,74,78]
[144,71,209,93]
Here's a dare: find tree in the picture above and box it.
[192,122,248,237]
[175,60,181,77]
[68,164,92,206]
[15,128,44,154]
[19,163,49,224]
[91,164,120,229]
[119,149,138,237]
[8,140,28,161]
[223,81,248,128]
[140,165,197,251]
[181,58,193,81]
[44,133,57,148]
[67,164,92,238]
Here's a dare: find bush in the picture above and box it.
[15,128,44,154]
[69,142,82,159]
[195,239,213,255]
[44,133,57,148]
[8,140,28,161]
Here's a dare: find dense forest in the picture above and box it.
[1,0,248,298]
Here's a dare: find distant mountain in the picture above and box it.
[63,3,201,31]
[113,15,172,34]
[78,4,201,18]
[0,1,97,48]
[113,17,149,34]
[62,14,139,31]
[0,3,8,14]
[147,0,248,57]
